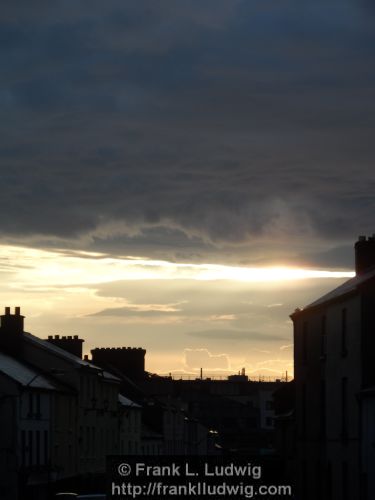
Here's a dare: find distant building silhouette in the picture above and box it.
[91,346,146,380]
[273,381,295,486]
[137,376,283,455]
[291,236,375,500]
[46,334,84,358]
[0,305,289,499]
[0,307,140,500]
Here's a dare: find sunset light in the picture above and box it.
[1,245,354,289]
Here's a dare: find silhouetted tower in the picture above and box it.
[91,347,146,380]
[46,334,84,359]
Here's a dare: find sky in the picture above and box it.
[1,0,374,377]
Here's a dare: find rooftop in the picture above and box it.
[292,266,375,316]
[118,393,141,408]
[0,351,57,390]
[23,331,120,382]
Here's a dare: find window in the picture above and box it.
[320,315,327,358]
[302,321,308,363]
[28,430,33,465]
[36,393,41,418]
[326,462,332,500]
[301,383,307,438]
[341,377,348,439]
[341,308,348,357]
[28,393,33,417]
[342,461,348,500]
[36,430,40,466]
[44,430,49,465]
[301,460,307,499]
[21,430,26,466]
[266,400,274,410]
[86,427,90,456]
[316,461,322,499]
[92,427,96,455]
[319,381,326,438]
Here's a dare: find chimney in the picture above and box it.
[0,306,25,355]
[355,235,375,275]
[1,306,24,334]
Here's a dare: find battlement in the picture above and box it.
[91,345,146,380]
[46,334,84,359]
[92,347,145,352]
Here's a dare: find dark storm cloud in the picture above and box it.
[1,0,375,265]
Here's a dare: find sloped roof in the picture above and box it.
[294,267,375,314]
[23,332,120,382]
[0,351,57,390]
[118,393,141,408]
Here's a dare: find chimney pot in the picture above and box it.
[15,307,20,315]
[5,307,10,315]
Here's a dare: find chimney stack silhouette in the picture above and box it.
[0,306,24,355]
[355,235,375,275]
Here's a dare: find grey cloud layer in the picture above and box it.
[1,0,375,265]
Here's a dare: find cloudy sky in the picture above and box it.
[1,0,374,377]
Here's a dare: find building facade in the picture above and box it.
[0,307,123,498]
[291,236,375,500]
[0,352,61,500]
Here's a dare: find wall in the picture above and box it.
[293,293,362,500]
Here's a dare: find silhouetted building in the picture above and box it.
[360,386,375,500]
[118,394,142,455]
[140,423,163,455]
[291,236,375,500]
[273,381,295,484]
[0,352,59,500]
[137,377,283,456]
[0,307,123,498]
[46,334,84,359]
[91,346,146,380]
